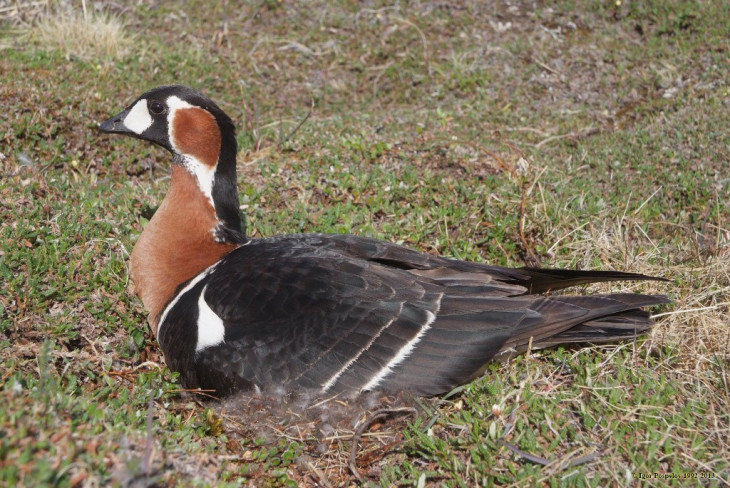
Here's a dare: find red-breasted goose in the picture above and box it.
[98,85,669,398]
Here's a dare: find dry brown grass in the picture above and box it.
[531,176,730,367]
[525,199,730,481]
[19,1,134,60]
[0,0,50,22]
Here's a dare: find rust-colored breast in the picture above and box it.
[130,166,237,335]
[170,107,221,168]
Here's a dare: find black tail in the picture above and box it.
[515,267,669,294]
[531,294,670,349]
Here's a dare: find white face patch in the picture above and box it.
[123,99,153,135]
[195,285,226,353]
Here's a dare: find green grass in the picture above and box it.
[1,0,728,486]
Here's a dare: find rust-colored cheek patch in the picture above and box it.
[171,107,221,167]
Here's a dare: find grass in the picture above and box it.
[30,7,132,60]
[1,0,728,486]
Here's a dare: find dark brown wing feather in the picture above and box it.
[163,233,668,396]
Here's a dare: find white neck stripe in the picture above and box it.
[167,96,217,209]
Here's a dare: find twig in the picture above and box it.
[499,439,551,465]
[164,388,221,401]
[142,391,157,480]
[547,222,589,255]
[534,127,600,148]
[133,360,163,371]
[349,407,417,482]
[307,461,333,488]
[106,370,136,383]
[391,15,430,75]
[651,304,727,319]
[280,111,311,146]
[518,180,540,265]
[532,57,562,76]
[501,438,604,470]
[564,450,603,468]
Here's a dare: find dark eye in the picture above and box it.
[149,100,166,115]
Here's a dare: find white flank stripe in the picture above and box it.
[195,285,226,352]
[320,303,403,393]
[123,99,152,134]
[361,293,444,392]
[157,263,217,339]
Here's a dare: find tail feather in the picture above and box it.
[382,291,669,394]
[508,294,669,353]
[532,311,652,349]
[514,267,669,294]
